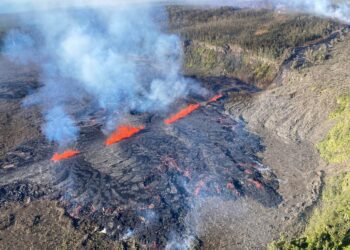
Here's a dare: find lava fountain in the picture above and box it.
[164,104,201,125]
[208,94,223,103]
[51,150,80,162]
[105,125,145,146]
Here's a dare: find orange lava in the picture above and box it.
[164,103,201,125]
[208,94,223,103]
[226,182,234,190]
[194,180,205,196]
[51,150,80,162]
[227,182,240,196]
[247,179,263,189]
[162,156,181,172]
[183,169,192,179]
[244,169,253,175]
[215,184,221,194]
[105,125,145,145]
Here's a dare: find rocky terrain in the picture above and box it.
[0,54,283,249]
[0,6,350,250]
[225,28,350,248]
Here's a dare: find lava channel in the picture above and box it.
[105,125,145,146]
[164,103,201,125]
[208,94,223,103]
[51,150,80,162]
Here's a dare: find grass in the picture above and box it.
[269,94,350,249]
[317,94,350,164]
[167,6,342,86]
[185,46,218,69]
[304,172,350,249]
[0,8,343,87]
[269,172,350,250]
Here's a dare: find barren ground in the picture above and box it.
[223,31,350,248]
[0,21,349,250]
[0,57,281,249]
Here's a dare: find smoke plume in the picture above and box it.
[1,0,349,146]
[2,3,199,146]
[268,0,350,23]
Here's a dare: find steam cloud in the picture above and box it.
[1,0,349,248]
[1,0,349,146]
[268,0,350,23]
[3,4,199,146]
[2,0,349,22]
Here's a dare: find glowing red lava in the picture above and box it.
[208,94,223,103]
[194,180,206,196]
[164,104,201,125]
[105,125,145,146]
[51,150,80,162]
[247,179,263,189]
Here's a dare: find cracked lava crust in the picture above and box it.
[0,77,282,247]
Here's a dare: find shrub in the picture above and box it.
[317,94,350,164]
[167,6,341,85]
[269,172,350,249]
[270,94,350,249]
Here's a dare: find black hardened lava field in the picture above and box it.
[0,76,282,248]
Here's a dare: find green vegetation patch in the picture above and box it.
[270,172,350,249]
[168,7,339,58]
[185,46,218,69]
[270,94,350,249]
[317,94,350,164]
[168,6,341,86]
[303,172,350,249]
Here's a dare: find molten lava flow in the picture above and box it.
[164,103,201,125]
[247,179,263,189]
[227,182,240,196]
[194,180,206,196]
[244,169,253,175]
[208,94,223,103]
[51,150,80,162]
[226,182,234,190]
[215,183,221,194]
[183,169,192,179]
[105,125,145,146]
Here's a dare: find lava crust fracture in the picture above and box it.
[0,80,282,247]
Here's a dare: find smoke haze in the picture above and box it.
[3,4,199,146]
[0,0,349,23]
[1,0,349,146]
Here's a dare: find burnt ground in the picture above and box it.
[0,55,284,249]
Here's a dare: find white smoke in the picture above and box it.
[1,0,349,147]
[271,0,350,23]
[2,4,198,146]
[165,234,196,250]
[1,1,349,23]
